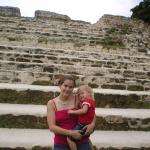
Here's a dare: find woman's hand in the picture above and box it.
[69,130,82,140]
[82,123,95,136]
[83,115,96,136]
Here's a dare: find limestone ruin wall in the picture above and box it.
[0,6,150,91]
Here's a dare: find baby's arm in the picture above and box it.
[68,104,88,115]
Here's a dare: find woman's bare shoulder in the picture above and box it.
[47,97,58,106]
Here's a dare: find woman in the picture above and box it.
[47,76,96,150]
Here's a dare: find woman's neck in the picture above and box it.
[59,94,70,101]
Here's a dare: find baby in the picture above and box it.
[67,85,95,150]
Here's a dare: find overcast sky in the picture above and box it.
[0,0,142,23]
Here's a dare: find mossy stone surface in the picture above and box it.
[0,147,52,150]
[96,117,150,131]
[0,89,58,104]
[96,148,150,150]
[1,115,150,131]
[94,93,150,108]
[0,115,47,129]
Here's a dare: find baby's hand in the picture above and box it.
[68,110,75,114]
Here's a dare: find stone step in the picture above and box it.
[0,61,149,80]
[0,128,53,149]
[0,17,148,43]
[0,16,91,35]
[0,26,94,41]
[0,27,95,40]
[0,15,91,31]
[0,103,150,130]
[0,40,147,62]
[1,103,150,119]
[0,83,150,108]
[0,44,150,61]
[0,25,149,55]
[0,26,148,58]
[0,32,73,48]
[0,14,149,56]
[0,51,150,71]
[0,69,150,91]
[0,128,150,149]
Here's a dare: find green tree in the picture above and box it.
[131,0,150,23]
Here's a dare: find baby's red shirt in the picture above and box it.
[78,98,95,124]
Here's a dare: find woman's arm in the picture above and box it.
[47,100,82,139]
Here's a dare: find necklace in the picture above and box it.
[58,96,68,106]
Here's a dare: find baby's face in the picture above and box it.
[77,88,88,101]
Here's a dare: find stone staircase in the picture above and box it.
[0,6,150,150]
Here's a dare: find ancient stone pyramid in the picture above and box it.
[0,6,150,150]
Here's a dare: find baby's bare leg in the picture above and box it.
[67,137,77,150]
[89,138,94,150]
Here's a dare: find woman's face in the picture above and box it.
[59,79,74,97]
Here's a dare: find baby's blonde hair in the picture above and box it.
[78,85,94,99]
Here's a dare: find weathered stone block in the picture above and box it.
[127,85,144,91]
[101,84,126,90]
[35,10,70,21]
[0,6,21,17]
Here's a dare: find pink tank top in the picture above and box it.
[53,98,89,146]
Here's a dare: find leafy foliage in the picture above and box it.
[131,0,150,23]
